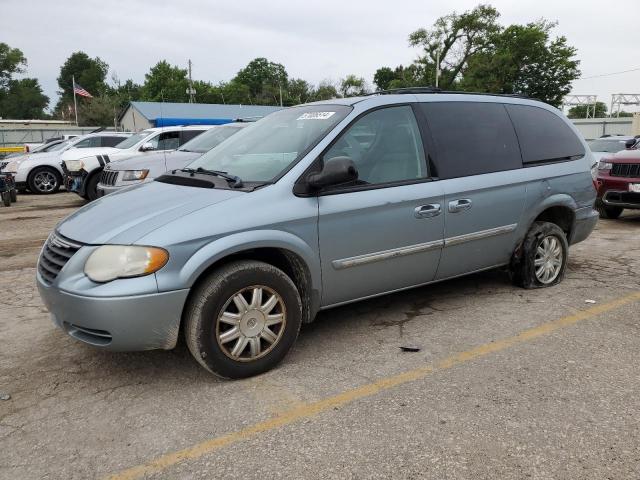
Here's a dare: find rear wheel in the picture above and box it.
[184,260,302,379]
[511,221,568,289]
[27,167,61,194]
[1,191,10,207]
[595,200,623,219]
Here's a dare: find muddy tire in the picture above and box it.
[511,221,569,289]
[184,260,302,379]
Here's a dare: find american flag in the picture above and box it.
[73,81,93,98]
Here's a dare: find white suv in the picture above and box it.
[0,132,132,194]
[62,125,215,200]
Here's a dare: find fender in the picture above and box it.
[172,229,321,295]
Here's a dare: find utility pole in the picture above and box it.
[187,59,196,103]
[435,49,441,88]
[279,84,283,107]
[72,75,79,126]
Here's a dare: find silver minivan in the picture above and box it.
[37,90,598,378]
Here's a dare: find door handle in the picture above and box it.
[414,203,441,218]
[448,199,472,213]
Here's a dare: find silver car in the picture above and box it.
[96,122,250,196]
[37,90,598,379]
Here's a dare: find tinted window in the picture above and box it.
[506,105,585,164]
[151,131,180,150]
[324,105,426,185]
[421,102,521,179]
[180,130,205,145]
[74,136,101,148]
[101,136,128,147]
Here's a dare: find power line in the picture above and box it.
[577,66,640,80]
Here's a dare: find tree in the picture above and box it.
[339,74,368,97]
[462,21,580,106]
[312,80,340,101]
[408,4,501,89]
[0,43,26,89]
[568,101,607,119]
[141,60,189,102]
[373,67,396,91]
[0,78,49,119]
[285,78,314,105]
[57,52,108,100]
[76,96,118,126]
[233,58,288,104]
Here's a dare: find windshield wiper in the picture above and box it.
[179,167,243,188]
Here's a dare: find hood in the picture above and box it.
[107,150,199,172]
[13,150,63,169]
[60,146,120,161]
[56,180,244,244]
[611,149,640,163]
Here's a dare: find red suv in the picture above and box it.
[595,149,640,218]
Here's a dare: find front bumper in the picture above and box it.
[96,183,123,197]
[570,206,598,245]
[37,275,190,351]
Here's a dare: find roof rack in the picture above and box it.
[370,86,535,101]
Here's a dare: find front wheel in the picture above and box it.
[595,200,623,219]
[511,221,569,289]
[184,260,302,379]
[85,173,101,201]
[27,167,61,194]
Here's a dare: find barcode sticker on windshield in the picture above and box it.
[297,112,335,120]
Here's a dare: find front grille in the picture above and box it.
[611,163,640,178]
[38,233,83,284]
[100,169,119,186]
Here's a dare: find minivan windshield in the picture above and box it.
[179,126,244,154]
[587,139,628,153]
[114,130,153,149]
[188,105,351,182]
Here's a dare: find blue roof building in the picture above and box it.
[118,101,283,131]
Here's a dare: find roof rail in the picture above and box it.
[369,86,535,101]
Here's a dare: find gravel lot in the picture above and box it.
[1,192,639,480]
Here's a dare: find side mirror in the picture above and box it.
[307,156,358,190]
[140,142,155,152]
[625,139,635,149]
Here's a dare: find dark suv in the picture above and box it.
[595,149,640,218]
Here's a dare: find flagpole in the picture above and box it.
[72,75,79,126]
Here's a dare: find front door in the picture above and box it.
[317,105,445,306]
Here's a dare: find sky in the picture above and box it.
[3,0,640,113]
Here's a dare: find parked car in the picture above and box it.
[62,125,215,201]
[0,132,132,194]
[37,90,597,379]
[587,135,639,165]
[594,148,640,218]
[23,134,79,154]
[1,138,67,162]
[96,122,250,197]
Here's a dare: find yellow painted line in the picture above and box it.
[106,290,640,480]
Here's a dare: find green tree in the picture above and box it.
[141,60,189,102]
[339,74,368,97]
[0,43,26,89]
[285,78,314,105]
[233,58,288,104]
[408,4,501,89]
[0,78,49,119]
[568,101,607,119]
[76,95,118,126]
[312,81,340,101]
[462,21,580,106]
[57,51,108,101]
[373,67,396,91]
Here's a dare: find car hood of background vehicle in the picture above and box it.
[611,150,640,163]
[60,146,120,161]
[107,150,199,172]
[16,151,63,167]
[56,180,244,244]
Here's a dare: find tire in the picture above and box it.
[511,221,569,289]
[85,173,101,202]
[595,200,623,219]
[9,189,17,202]
[184,260,302,379]
[27,167,61,195]
[1,191,10,207]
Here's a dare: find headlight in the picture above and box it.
[84,245,169,283]
[65,160,84,172]
[3,160,19,173]
[122,169,149,181]
[597,160,613,170]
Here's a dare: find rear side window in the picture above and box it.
[180,130,205,145]
[101,136,127,147]
[506,105,585,164]
[420,102,521,179]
